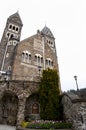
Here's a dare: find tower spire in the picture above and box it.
[0,12,23,78]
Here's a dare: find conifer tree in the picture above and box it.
[39,68,61,120]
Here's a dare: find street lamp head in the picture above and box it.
[74,75,77,80]
[6,70,11,76]
[74,75,79,91]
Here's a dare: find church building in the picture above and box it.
[0,12,61,126]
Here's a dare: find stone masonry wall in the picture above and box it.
[0,80,39,126]
[62,93,86,130]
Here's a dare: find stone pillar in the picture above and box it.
[17,97,26,127]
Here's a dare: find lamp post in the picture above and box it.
[1,38,9,71]
[74,75,79,91]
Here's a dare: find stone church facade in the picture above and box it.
[0,12,61,126]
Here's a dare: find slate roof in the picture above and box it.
[41,26,54,38]
[8,12,23,25]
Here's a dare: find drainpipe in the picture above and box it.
[42,36,45,70]
[1,38,9,71]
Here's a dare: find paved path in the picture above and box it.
[0,125,16,130]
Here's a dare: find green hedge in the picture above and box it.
[26,122,72,129]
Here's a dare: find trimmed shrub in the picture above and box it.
[21,121,29,128]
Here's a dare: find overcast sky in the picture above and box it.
[0,0,86,92]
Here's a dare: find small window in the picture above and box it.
[22,53,25,58]
[13,26,15,30]
[41,57,43,63]
[9,25,12,29]
[35,56,37,62]
[38,56,40,63]
[16,27,18,31]
[26,53,28,59]
[49,60,51,65]
[29,54,31,60]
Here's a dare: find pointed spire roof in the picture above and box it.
[8,12,23,26]
[41,26,54,38]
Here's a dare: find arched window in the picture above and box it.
[21,51,31,63]
[29,54,31,61]
[38,56,40,63]
[46,59,48,65]
[46,38,54,48]
[26,53,31,63]
[21,52,25,62]
[41,57,43,63]
[46,58,53,68]
[35,55,37,62]
[16,27,18,31]
[49,60,51,66]
[13,26,15,30]
[9,24,12,29]
[9,24,19,33]
[26,53,28,59]
[35,54,43,65]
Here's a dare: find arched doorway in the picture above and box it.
[25,93,40,121]
[1,91,18,125]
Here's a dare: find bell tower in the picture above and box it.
[41,26,58,69]
[0,12,23,77]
